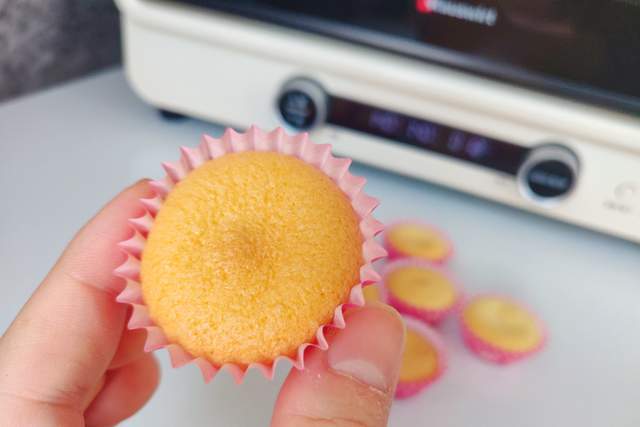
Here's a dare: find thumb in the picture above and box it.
[271,303,405,427]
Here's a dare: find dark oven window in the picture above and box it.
[168,0,640,114]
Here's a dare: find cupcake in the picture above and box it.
[396,316,447,399]
[361,276,446,398]
[384,221,453,264]
[115,127,386,382]
[460,295,546,364]
[362,283,383,304]
[382,259,460,325]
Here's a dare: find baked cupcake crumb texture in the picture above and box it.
[142,151,363,365]
[115,127,386,382]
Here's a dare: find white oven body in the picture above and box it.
[116,0,640,243]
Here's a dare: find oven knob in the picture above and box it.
[277,78,328,131]
[517,144,579,204]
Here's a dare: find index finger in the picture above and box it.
[0,180,151,414]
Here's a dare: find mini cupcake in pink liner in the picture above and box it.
[362,282,384,304]
[395,315,447,399]
[381,258,462,325]
[384,220,453,265]
[360,274,447,398]
[459,294,546,364]
[114,126,387,383]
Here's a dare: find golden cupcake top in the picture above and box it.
[386,223,451,261]
[362,284,382,304]
[399,328,440,382]
[386,265,456,310]
[462,296,543,352]
[141,151,363,366]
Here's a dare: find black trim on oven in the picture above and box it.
[165,0,640,116]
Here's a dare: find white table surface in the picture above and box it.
[1,69,639,427]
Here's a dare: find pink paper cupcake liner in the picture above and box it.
[396,316,447,399]
[382,258,462,325]
[459,294,547,364]
[384,220,453,265]
[113,126,387,383]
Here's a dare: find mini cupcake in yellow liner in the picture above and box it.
[396,316,447,399]
[460,295,546,364]
[382,258,461,325]
[384,221,453,264]
[114,126,386,383]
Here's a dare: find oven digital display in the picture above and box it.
[328,97,528,175]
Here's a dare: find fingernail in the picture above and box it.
[328,303,405,392]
